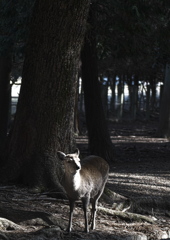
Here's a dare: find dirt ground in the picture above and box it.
[0,118,170,240]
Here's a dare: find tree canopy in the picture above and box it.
[96,0,170,81]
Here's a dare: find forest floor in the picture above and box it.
[0,116,170,240]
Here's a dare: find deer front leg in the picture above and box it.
[68,199,75,232]
[82,197,90,233]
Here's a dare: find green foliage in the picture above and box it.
[0,0,34,56]
[94,0,170,80]
[1,0,170,82]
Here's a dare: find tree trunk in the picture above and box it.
[100,76,108,117]
[74,73,80,135]
[117,76,124,121]
[146,84,150,121]
[0,0,90,190]
[130,76,138,121]
[157,63,170,138]
[150,78,156,111]
[0,56,12,154]
[110,74,116,114]
[81,8,114,162]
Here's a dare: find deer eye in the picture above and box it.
[67,157,73,163]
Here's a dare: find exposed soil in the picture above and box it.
[0,119,170,240]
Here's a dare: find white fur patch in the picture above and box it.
[73,172,81,191]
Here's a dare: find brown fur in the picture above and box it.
[57,149,109,233]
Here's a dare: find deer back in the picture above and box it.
[79,155,109,197]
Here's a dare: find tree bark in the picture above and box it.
[81,7,114,162]
[0,0,90,190]
[0,56,12,154]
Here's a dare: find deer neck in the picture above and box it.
[73,170,81,191]
[63,170,81,192]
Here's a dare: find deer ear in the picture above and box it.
[74,148,80,156]
[57,151,66,160]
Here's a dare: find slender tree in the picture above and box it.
[0,0,34,154]
[0,55,12,153]
[157,63,170,138]
[81,6,114,162]
[0,1,14,153]
[0,0,90,191]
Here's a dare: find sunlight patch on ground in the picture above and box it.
[111,136,169,144]
[108,172,170,198]
[76,135,169,145]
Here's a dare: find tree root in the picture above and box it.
[0,217,24,231]
[98,206,155,224]
[102,187,131,212]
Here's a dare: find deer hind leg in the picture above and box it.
[90,197,98,230]
[91,185,106,230]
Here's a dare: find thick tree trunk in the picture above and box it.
[81,9,114,162]
[0,0,90,190]
[0,56,12,154]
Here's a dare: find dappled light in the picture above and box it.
[76,119,170,237]
[108,172,170,199]
[1,0,170,239]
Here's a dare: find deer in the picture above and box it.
[57,148,109,233]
